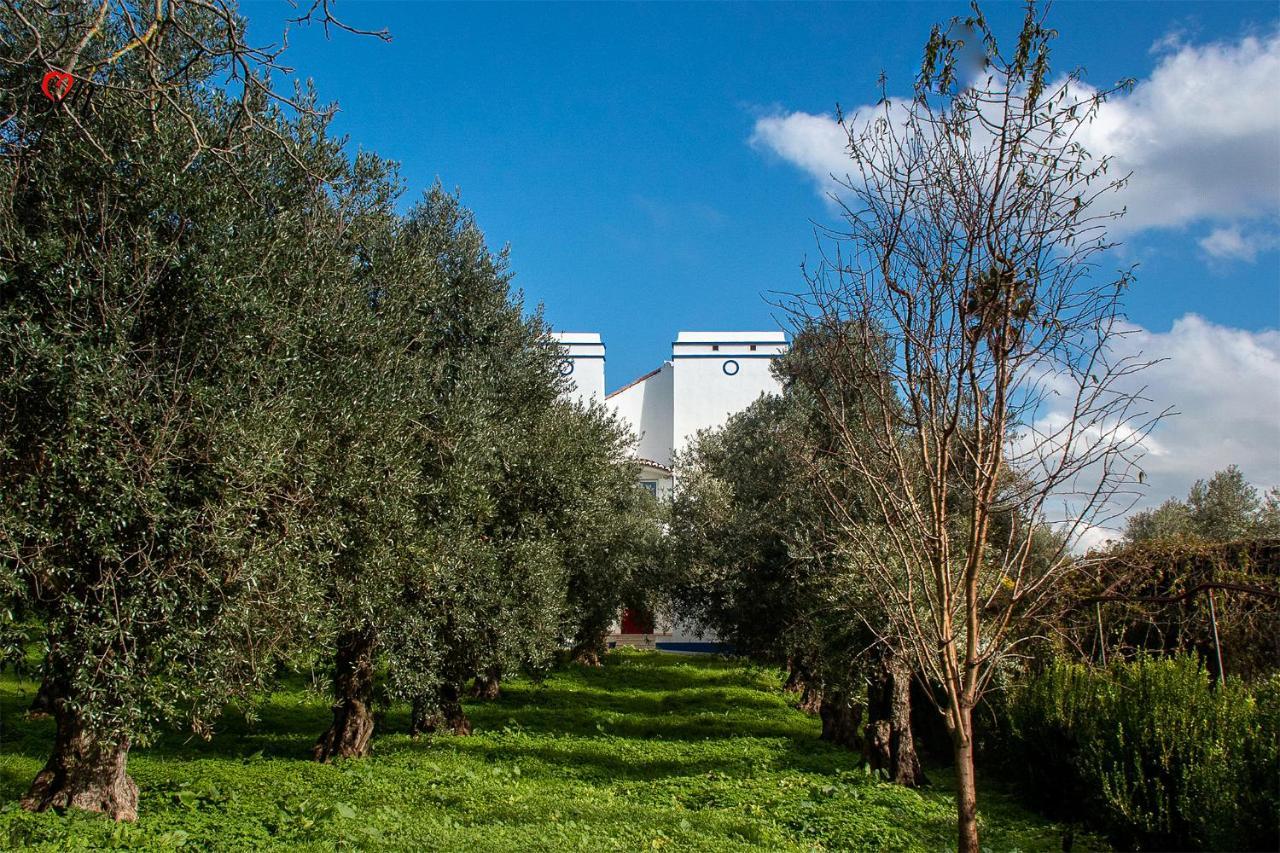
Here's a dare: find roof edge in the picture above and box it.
[606,364,665,399]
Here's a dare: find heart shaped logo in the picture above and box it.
[41,70,74,102]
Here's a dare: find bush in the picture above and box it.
[1001,656,1278,850]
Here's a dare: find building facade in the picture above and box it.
[553,330,789,650]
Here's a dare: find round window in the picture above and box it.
[722,359,740,376]
[559,359,575,376]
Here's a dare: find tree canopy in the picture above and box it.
[0,1,659,818]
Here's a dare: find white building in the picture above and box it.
[553,330,789,651]
[553,332,606,404]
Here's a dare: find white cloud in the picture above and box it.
[1199,223,1279,262]
[1077,31,1280,235]
[1040,314,1280,546]
[1122,315,1279,494]
[751,30,1280,258]
[750,111,851,187]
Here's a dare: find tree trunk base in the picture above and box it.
[783,658,804,693]
[866,652,926,787]
[571,631,607,667]
[797,683,823,715]
[22,707,137,821]
[470,672,501,700]
[818,691,862,750]
[410,685,472,737]
[27,676,55,720]
[952,710,980,853]
[312,630,377,762]
[313,699,374,761]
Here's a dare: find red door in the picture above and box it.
[620,607,654,634]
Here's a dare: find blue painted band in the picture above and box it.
[672,340,787,347]
[671,354,781,359]
[561,354,605,359]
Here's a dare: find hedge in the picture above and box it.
[999,656,1278,851]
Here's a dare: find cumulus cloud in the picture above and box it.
[1198,223,1280,262]
[1078,31,1280,235]
[1042,314,1280,546]
[751,30,1280,256]
[750,111,852,188]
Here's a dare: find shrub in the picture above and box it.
[1002,656,1278,850]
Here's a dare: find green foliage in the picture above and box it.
[1124,465,1280,545]
[666,322,896,697]
[0,651,1097,850]
[1056,539,1280,680]
[0,1,351,748]
[1001,656,1279,850]
[1,3,655,771]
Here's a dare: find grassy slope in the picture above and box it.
[0,651,1098,851]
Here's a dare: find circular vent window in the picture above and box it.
[722,359,740,376]
[559,359,575,376]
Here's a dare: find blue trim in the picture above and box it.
[561,354,605,360]
[671,354,781,359]
[655,641,735,654]
[672,340,787,346]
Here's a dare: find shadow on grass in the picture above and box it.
[0,651,847,782]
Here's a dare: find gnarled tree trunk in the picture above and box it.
[798,681,823,715]
[27,673,55,719]
[313,629,376,762]
[783,656,805,693]
[571,628,607,667]
[470,667,501,700]
[818,689,862,749]
[784,658,823,715]
[22,686,138,821]
[410,683,472,736]
[865,651,925,786]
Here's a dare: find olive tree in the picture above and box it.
[0,3,374,818]
[306,187,657,753]
[667,326,925,786]
[303,185,543,759]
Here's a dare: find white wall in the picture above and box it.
[595,330,790,647]
[552,332,605,406]
[671,331,787,455]
[635,462,674,502]
[607,362,675,469]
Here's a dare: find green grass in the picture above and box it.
[0,650,1100,851]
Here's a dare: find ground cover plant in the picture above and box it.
[0,650,1098,851]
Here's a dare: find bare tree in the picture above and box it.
[783,5,1165,850]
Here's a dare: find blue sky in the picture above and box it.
[242,1,1279,527]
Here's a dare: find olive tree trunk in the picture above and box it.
[22,690,138,821]
[784,658,823,715]
[470,667,501,700]
[27,673,55,719]
[571,629,608,667]
[410,683,472,736]
[865,652,925,786]
[313,629,377,761]
[818,689,862,749]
